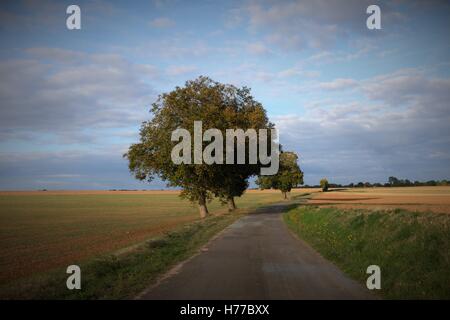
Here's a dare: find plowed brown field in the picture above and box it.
[307,186,450,213]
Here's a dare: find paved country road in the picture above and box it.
[138,202,376,300]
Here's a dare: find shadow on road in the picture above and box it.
[248,193,310,215]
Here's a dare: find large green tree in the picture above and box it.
[256,151,303,199]
[211,83,273,211]
[125,76,273,217]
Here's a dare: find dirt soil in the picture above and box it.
[307,186,450,214]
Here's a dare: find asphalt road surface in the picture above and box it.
[139,203,376,300]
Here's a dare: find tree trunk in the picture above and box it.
[198,194,209,218]
[227,196,236,211]
[282,191,288,200]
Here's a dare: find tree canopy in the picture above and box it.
[256,151,303,199]
[320,178,329,192]
[125,76,274,217]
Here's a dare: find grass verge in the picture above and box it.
[0,212,243,299]
[284,206,450,299]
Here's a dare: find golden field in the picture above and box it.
[1,187,449,287]
[306,186,450,213]
[0,189,293,285]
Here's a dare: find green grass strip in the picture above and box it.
[284,206,450,299]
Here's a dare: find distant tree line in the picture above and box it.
[301,176,449,189]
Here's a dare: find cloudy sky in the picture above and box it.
[0,0,449,189]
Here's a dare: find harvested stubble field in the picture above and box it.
[1,186,449,299]
[0,189,292,286]
[307,186,450,214]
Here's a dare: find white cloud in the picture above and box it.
[0,150,165,190]
[361,69,450,107]
[274,69,450,184]
[246,42,271,55]
[319,78,358,90]
[238,0,407,53]
[0,48,158,143]
[166,65,197,76]
[150,17,175,28]
[277,66,320,79]
[246,0,371,50]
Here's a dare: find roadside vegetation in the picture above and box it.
[284,206,450,299]
[0,210,244,299]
